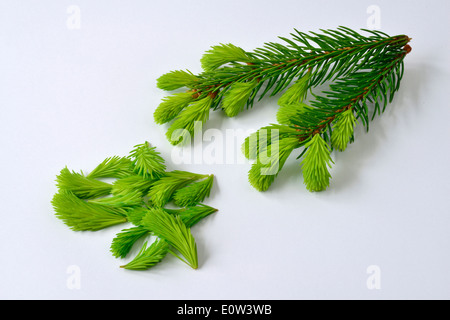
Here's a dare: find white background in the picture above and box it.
[1,0,449,300]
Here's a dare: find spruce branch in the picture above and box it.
[242,44,409,192]
[174,26,412,193]
[154,26,411,146]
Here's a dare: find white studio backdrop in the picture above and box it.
[0,0,449,299]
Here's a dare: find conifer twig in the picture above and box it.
[154,26,411,192]
[154,26,411,146]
